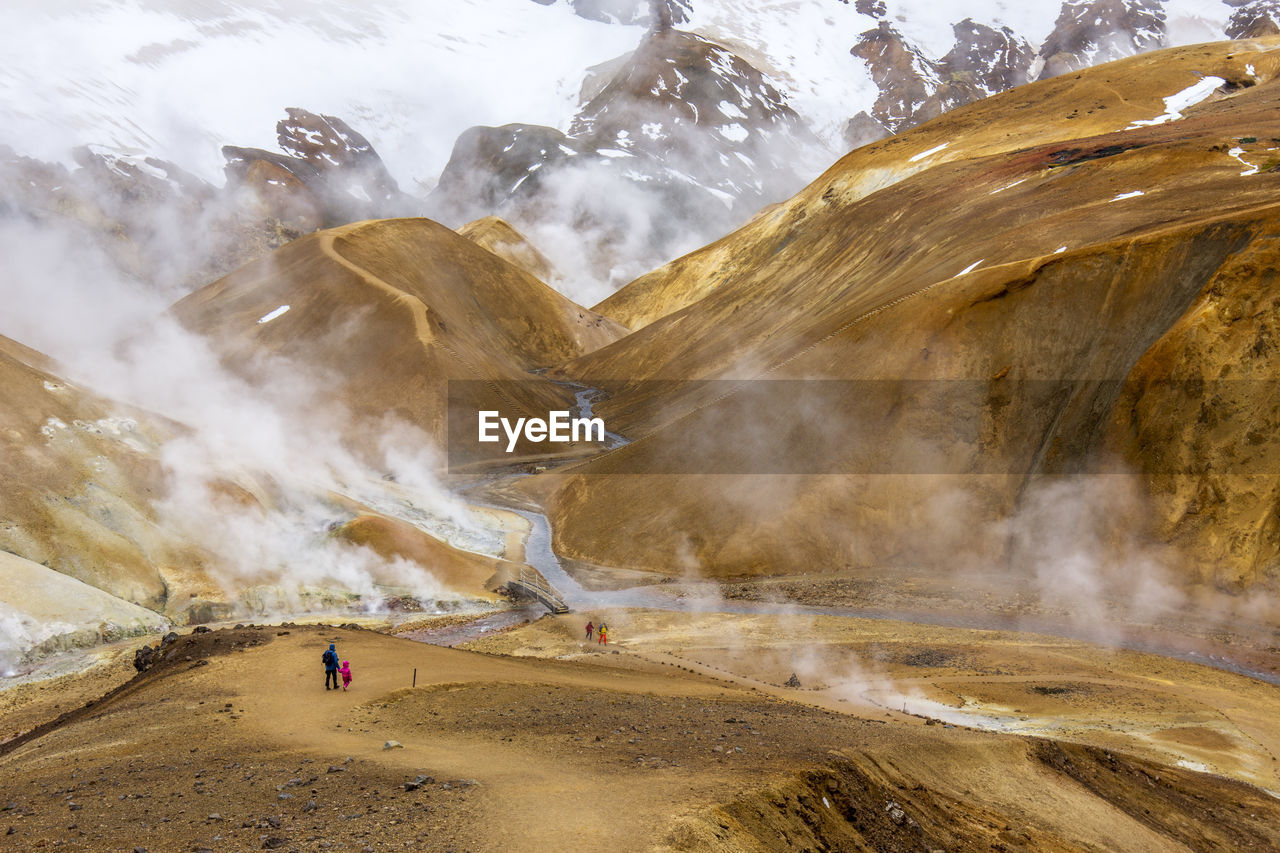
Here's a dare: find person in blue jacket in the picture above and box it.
[322,643,340,690]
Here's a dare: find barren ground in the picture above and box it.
[2,609,1279,852]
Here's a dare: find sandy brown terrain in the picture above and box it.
[2,616,1278,852]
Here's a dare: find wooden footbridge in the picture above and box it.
[504,565,570,614]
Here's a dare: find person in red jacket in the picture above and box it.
[585,621,594,641]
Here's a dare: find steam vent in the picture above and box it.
[2,1,1280,850]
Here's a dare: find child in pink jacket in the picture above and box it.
[339,660,353,691]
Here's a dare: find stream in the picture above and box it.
[457,486,1280,687]
[418,381,1280,685]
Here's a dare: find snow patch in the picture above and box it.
[718,123,749,142]
[908,142,948,163]
[988,178,1026,195]
[1110,190,1145,202]
[1227,146,1260,177]
[1126,76,1225,128]
[1053,245,1067,254]
[257,305,291,325]
[953,259,984,278]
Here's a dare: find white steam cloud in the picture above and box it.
[0,210,496,622]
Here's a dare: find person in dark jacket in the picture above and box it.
[322,643,340,690]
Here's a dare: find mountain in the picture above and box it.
[1036,0,1166,79]
[223,107,415,228]
[534,37,1280,591]
[429,27,824,295]
[0,0,1238,306]
[849,19,1036,134]
[456,216,558,283]
[1226,0,1280,38]
[0,106,412,296]
[172,217,627,457]
[0,550,167,674]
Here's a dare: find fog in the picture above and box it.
[0,209,494,628]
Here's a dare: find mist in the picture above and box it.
[0,206,499,624]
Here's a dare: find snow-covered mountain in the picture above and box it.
[429,26,824,293]
[0,0,1241,301]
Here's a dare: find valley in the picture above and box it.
[4,3,1280,850]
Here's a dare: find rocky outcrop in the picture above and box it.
[842,111,890,150]
[0,143,242,289]
[851,19,1033,133]
[1037,0,1166,80]
[850,22,940,132]
[0,108,411,301]
[938,19,1036,100]
[223,107,410,228]
[431,29,823,288]
[1225,0,1280,39]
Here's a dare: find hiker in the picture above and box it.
[339,660,353,691]
[323,643,340,690]
[585,620,594,641]
[598,624,607,645]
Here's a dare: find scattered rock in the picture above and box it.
[402,775,432,792]
[784,673,802,688]
[133,645,156,673]
[383,740,403,750]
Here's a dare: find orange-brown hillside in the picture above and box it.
[456,215,557,284]
[174,217,627,459]
[533,38,1280,591]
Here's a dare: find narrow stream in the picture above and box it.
[471,478,1280,687]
